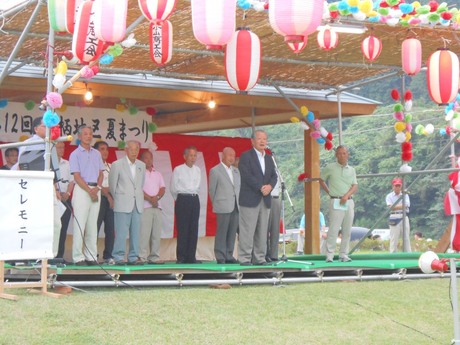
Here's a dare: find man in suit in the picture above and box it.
[238,130,278,265]
[209,147,240,264]
[109,140,146,265]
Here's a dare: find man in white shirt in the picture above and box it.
[386,177,411,253]
[55,142,74,259]
[170,146,201,264]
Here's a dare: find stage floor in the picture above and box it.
[4,253,460,288]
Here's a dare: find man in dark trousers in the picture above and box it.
[237,130,277,265]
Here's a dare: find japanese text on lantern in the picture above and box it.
[152,24,163,58]
[85,18,98,57]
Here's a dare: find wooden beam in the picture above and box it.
[304,126,321,254]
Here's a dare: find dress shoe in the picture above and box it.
[115,261,126,265]
[239,262,253,266]
[176,260,185,264]
[148,260,165,265]
[265,257,272,263]
[216,259,225,264]
[189,259,202,264]
[127,260,144,266]
[254,261,269,266]
[270,257,279,262]
[85,260,98,266]
[74,260,86,266]
[225,258,238,264]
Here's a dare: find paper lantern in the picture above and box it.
[401,38,422,76]
[191,0,236,50]
[138,0,177,23]
[361,35,382,62]
[149,20,173,66]
[287,36,308,54]
[317,25,339,50]
[48,0,84,34]
[269,0,324,43]
[225,28,261,94]
[427,48,460,105]
[93,0,128,44]
[72,1,105,64]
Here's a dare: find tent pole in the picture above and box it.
[0,0,45,86]
[337,91,343,146]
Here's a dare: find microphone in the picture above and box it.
[52,135,73,142]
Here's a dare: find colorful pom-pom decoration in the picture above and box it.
[0,99,8,108]
[300,106,309,116]
[148,122,158,133]
[324,140,334,150]
[297,172,308,182]
[307,111,315,123]
[118,141,126,149]
[404,90,413,101]
[146,107,157,116]
[50,125,61,140]
[290,117,300,123]
[43,110,60,127]
[129,106,138,115]
[46,92,63,109]
[25,100,35,110]
[391,89,400,101]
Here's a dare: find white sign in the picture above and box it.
[0,170,54,260]
[0,102,152,147]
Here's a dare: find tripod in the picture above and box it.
[268,147,313,266]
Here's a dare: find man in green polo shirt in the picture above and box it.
[319,145,358,263]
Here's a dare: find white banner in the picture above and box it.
[0,170,54,260]
[0,102,152,148]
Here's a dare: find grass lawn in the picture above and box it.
[0,278,457,345]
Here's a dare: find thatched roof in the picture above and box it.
[1,0,458,132]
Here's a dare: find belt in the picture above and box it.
[390,211,408,215]
[330,196,352,200]
[178,193,198,197]
[87,182,98,186]
[272,196,279,199]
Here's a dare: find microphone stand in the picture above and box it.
[269,147,313,266]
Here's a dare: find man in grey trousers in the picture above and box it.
[209,147,241,264]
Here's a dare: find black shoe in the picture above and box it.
[225,258,238,264]
[115,261,127,265]
[176,260,185,264]
[85,260,98,266]
[265,257,272,263]
[189,259,202,264]
[127,260,144,266]
[74,261,86,266]
[147,260,165,265]
[270,257,279,262]
[239,262,253,266]
[216,259,225,264]
[254,261,268,266]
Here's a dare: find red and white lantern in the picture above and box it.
[427,48,459,105]
[72,1,105,64]
[149,20,173,66]
[287,36,308,54]
[93,0,128,44]
[138,0,177,23]
[317,25,339,51]
[47,0,84,34]
[225,28,261,94]
[191,0,236,50]
[361,35,382,62]
[401,38,422,76]
[269,0,324,43]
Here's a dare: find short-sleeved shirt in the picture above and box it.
[386,191,410,213]
[143,167,166,209]
[58,158,73,192]
[69,145,105,184]
[300,212,326,233]
[321,162,357,197]
[170,163,201,200]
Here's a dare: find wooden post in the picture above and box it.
[304,127,321,254]
[0,260,63,300]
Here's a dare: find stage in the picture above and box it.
[3,253,460,289]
